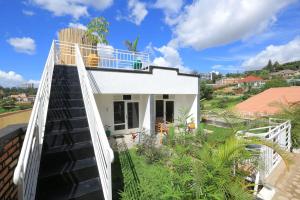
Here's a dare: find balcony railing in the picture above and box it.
[54,40,150,70]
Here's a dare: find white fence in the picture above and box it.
[54,40,150,70]
[75,44,114,200]
[13,41,55,200]
[237,118,291,179]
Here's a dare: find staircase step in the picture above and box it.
[35,177,103,200]
[46,117,88,131]
[39,157,98,181]
[69,178,103,200]
[41,141,95,163]
[48,107,86,119]
[50,92,83,100]
[44,127,91,148]
[52,80,81,85]
[51,85,81,93]
[49,99,84,108]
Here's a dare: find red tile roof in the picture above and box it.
[235,86,300,116]
[238,75,263,83]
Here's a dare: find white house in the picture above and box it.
[87,66,200,135]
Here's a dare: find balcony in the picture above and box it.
[54,40,150,70]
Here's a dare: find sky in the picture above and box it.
[1,0,300,87]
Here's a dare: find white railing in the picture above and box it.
[237,118,291,179]
[79,43,150,69]
[13,41,55,200]
[53,40,150,70]
[75,44,114,200]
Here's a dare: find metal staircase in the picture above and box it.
[35,65,103,200]
[13,41,114,200]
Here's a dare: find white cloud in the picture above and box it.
[169,0,294,50]
[153,0,183,25]
[68,22,87,30]
[0,70,39,88]
[7,37,36,55]
[22,10,35,16]
[211,64,241,72]
[30,0,113,19]
[242,37,300,70]
[127,0,148,25]
[152,45,191,72]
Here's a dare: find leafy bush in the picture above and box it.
[136,135,164,164]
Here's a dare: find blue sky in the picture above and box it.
[1,0,300,87]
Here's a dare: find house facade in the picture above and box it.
[88,66,200,135]
[216,77,241,86]
[237,75,265,88]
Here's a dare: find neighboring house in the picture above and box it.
[235,86,300,116]
[270,69,297,78]
[237,75,265,88]
[10,93,28,102]
[21,83,35,89]
[199,72,212,81]
[216,77,240,86]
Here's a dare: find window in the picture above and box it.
[163,94,169,99]
[123,95,131,100]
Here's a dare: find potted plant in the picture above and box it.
[188,117,196,130]
[85,17,109,67]
[124,36,142,69]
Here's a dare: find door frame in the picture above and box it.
[155,99,175,123]
[113,100,140,134]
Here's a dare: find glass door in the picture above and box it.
[113,101,125,130]
[165,101,174,123]
[127,102,139,129]
[155,100,164,122]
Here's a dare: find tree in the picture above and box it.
[263,78,289,90]
[200,81,213,100]
[265,59,273,71]
[85,17,109,45]
[0,98,16,109]
[124,36,139,52]
[273,61,280,71]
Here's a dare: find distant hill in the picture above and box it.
[243,60,300,79]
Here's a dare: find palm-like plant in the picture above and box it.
[192,136,291,200]
[124,36,139,52]
[275,102,300,149]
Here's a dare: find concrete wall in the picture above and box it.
[94,94,199,134]
[0,109,31,129]
[88,67,199,94]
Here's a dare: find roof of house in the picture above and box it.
[238,75,263,83]
[235,86,300,115]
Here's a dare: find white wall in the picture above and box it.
[89,67,198,94]
[173,94,198,127]
[94,94,149,135]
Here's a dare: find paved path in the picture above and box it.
[270,153,300,200]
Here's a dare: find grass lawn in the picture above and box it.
[0,106,32,114]
[113,123,237,199]
[202,96,243,110]
[200,123,234,144]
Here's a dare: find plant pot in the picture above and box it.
[188,122,195,129]
[87,53,99,67]
[133,59,142,69]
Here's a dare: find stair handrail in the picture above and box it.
[75,44,114,200]
[13,41,56,199]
